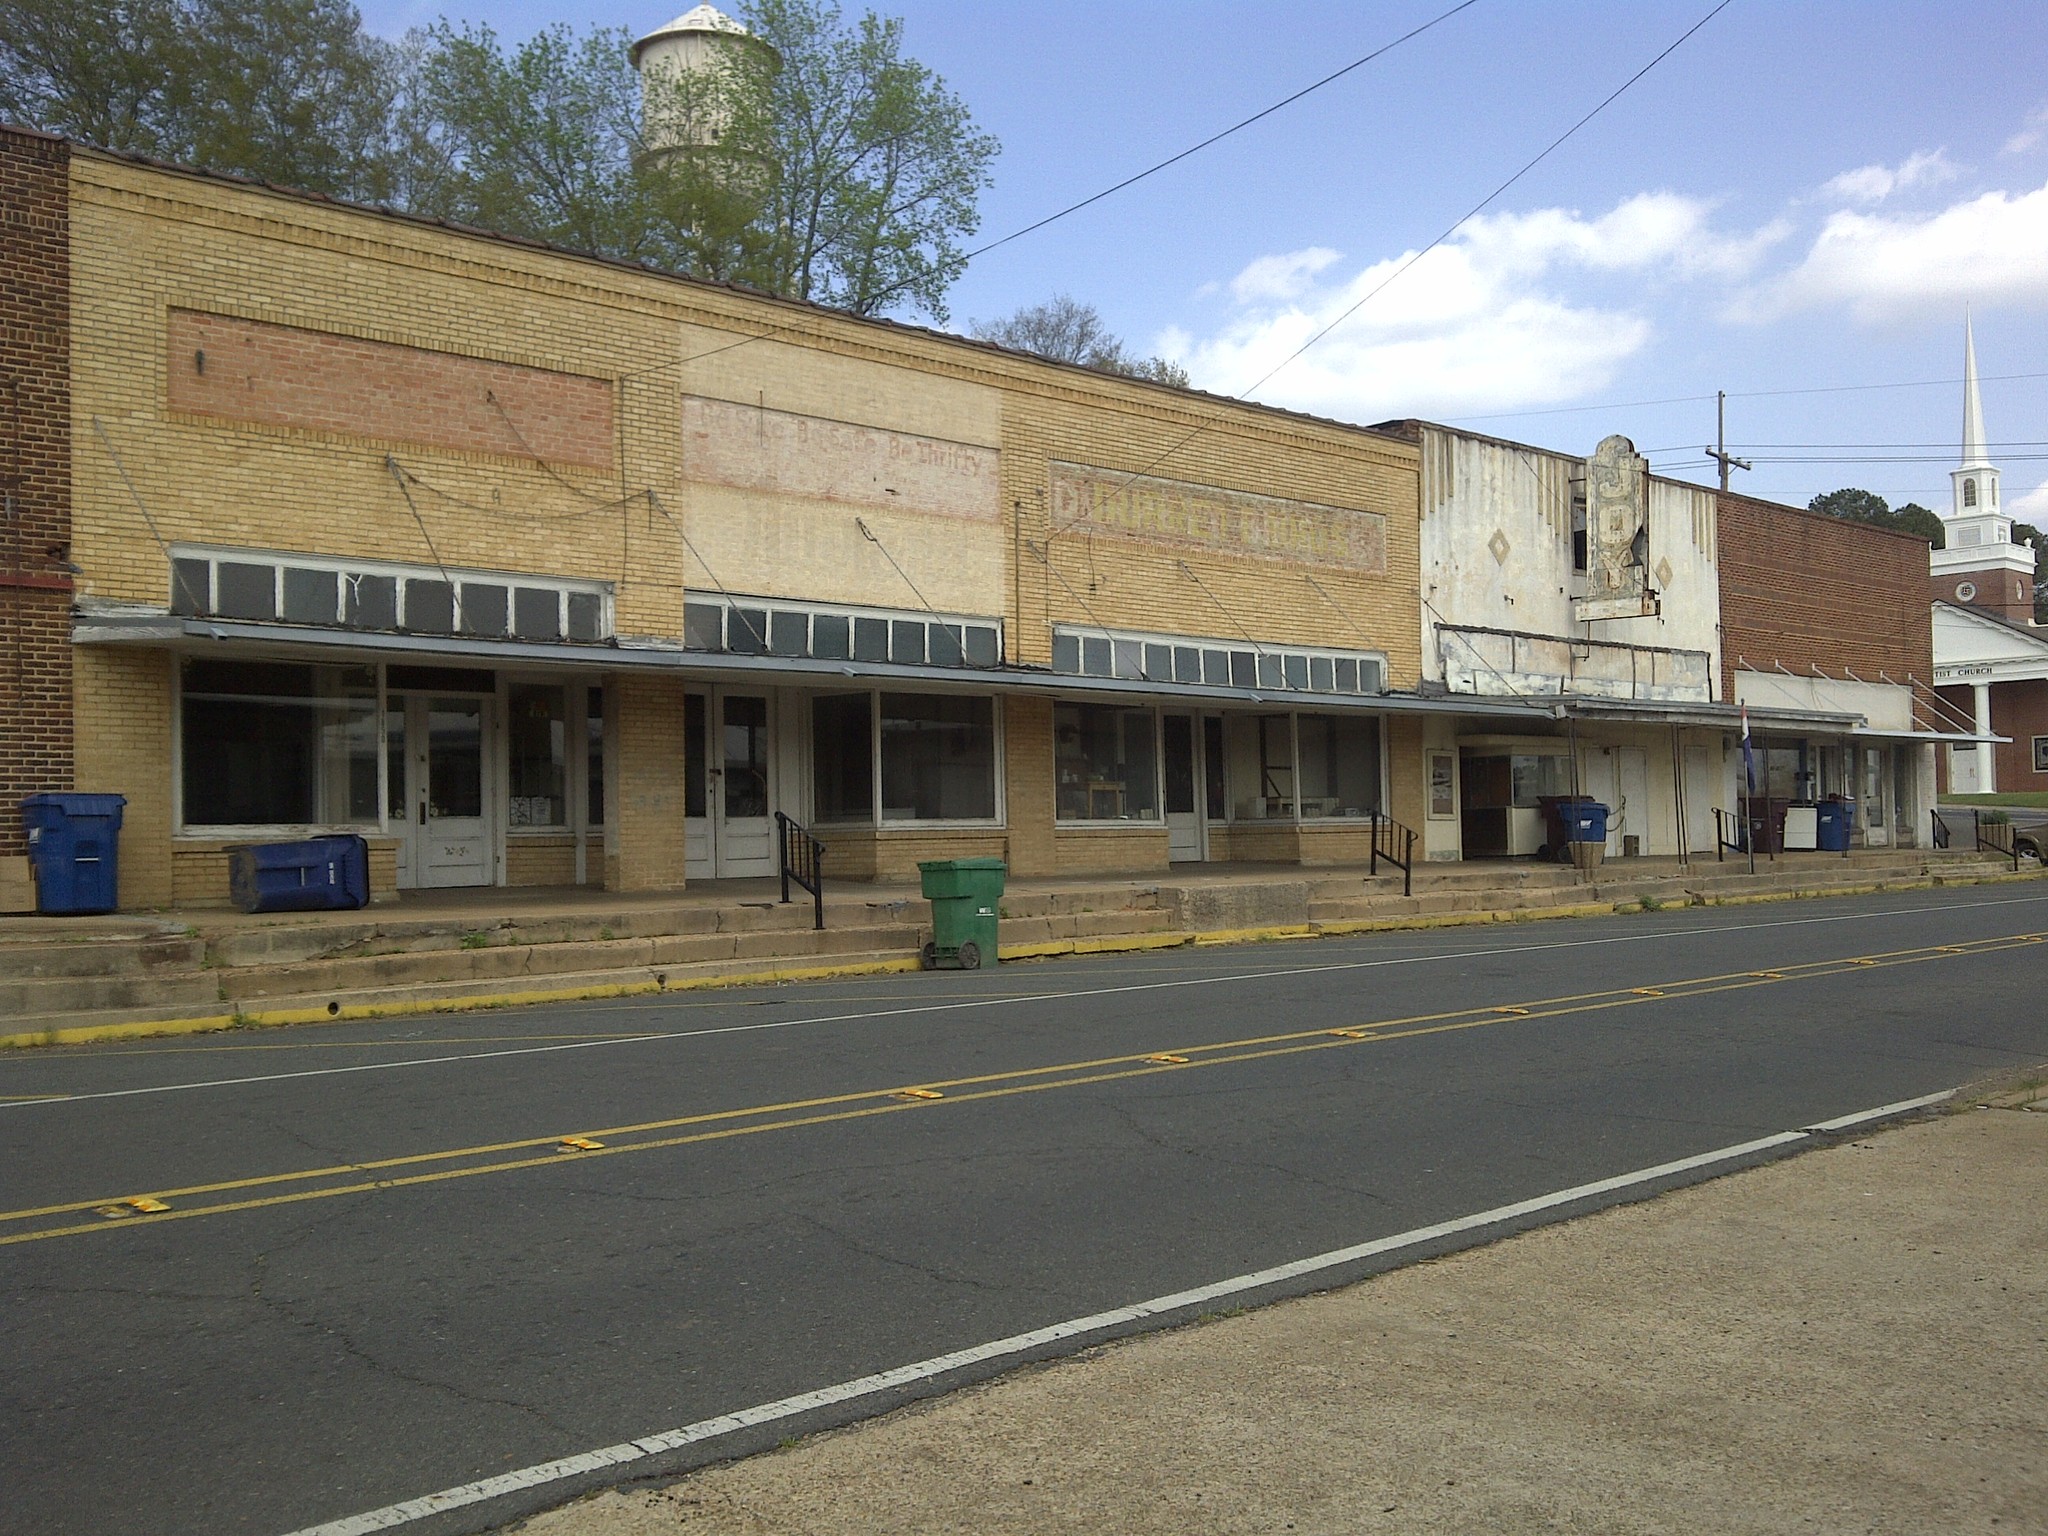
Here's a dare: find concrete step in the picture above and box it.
[0,969,226,1016]
[995,909,1175,946]
[0,934,205,980]
[215,923,927,1002]
[203,897,924,968]
[1,949,925,1041]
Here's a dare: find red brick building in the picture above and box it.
[0,127,74,859]
[1717,490,1945,848]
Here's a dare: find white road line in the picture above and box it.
[1803,1088,1955,1131]
[281,1100,1972,1536]
[9,891,2044,1112]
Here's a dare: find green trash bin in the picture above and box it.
[918,857,1006,970]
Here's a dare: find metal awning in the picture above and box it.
[73,611,1560,722]
[1552,696,1863,733]
[1850,726,2006,745]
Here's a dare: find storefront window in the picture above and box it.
[812,692,875,823]
[507,684,566,826]
[585,686,604,826]
[880,693,995,821]
[1055,703,1159,821]
[180,659,378,827]
[1295,714,1381,817]
[683,694,707,819]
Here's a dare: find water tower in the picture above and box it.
[632,5,780,164]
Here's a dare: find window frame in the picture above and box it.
[172,656,386,838]
[1052,701,1165,827]
[875,690,1005,828]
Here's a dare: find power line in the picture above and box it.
[1447,370,2048,426]
[963,0,1482,267]
[1051,0,1737,538]
[617,1,1483,385]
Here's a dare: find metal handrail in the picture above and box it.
[1711,806,1743,862]
[775,811,827,930]
[1370,810,1416,897]
[1930,808,1951,850]
[1972,808,2021,873]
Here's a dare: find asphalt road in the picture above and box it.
[4,884,2047,1536]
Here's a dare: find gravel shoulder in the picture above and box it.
[515,1076,2048,1536]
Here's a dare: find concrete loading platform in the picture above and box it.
[0,847,2038,1047]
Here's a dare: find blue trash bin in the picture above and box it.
[1815,799,1855,852]
[1563,800,1610,844]
[21,793,127,915]
[227,835,371,913]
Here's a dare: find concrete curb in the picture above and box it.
[6,865,2037,1051]
[0,955,925,1050]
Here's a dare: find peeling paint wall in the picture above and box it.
[1418,429,1720,700]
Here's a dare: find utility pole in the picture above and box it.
[1704,390,1752,492]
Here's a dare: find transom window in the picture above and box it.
[170,547,611,643]
[1050,624,1384,696]
[686,595,1001,672]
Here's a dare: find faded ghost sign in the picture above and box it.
[1049,462,1386,573]
[1573,434,1659,622]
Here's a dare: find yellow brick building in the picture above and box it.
[11,129,1550,911]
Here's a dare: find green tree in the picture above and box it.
[723,0,997,320]
[971,295,1191,388]
[402,1,994,320]
[1891,502,1945,548]
[398,22,658,258]
[2016,522,2048,623]
[0,0,399,201]
[1807,487,1944,547]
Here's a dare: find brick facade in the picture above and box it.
[167,309,617,472]
[1717,491,1935,697]
[1937,678,2048,792]
[1931,565,2035,627]
[0,129,75,855]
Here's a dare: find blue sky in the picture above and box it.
[356,0,2048,524]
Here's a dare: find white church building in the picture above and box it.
[1930,320,2048,795]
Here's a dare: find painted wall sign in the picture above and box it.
[1049,462,1386,573]
[682,396,1000,523]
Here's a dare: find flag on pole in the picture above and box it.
[1740,704,1755,795]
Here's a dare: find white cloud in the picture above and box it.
[1228,247,1341,304]
[2008,480,2048,525]
[1174,194,1773,421]
[1820,149,1960,203]
[1735,179,2048,321]
[2004,104,2048,156]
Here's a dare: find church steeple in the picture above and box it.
[1952,314,2001,518]
[1933,314,2034,623]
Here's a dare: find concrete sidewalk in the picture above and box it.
[513,1072,2048,1536]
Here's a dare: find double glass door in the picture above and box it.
[388,694,493,888]
[684,689,775,878]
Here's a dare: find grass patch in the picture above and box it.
[1945,792,2048,809]
[459,930,491,949]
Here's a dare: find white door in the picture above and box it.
[394,695,493,889]
[1163,713,1204,862]
[1603,747,1650,856]
[712,689,776,878]
[1949,742,1983,795]
[1682,745,1716,852]
[684,692,712,879]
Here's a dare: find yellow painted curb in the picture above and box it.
[1072,931,1187,955]
[1001,932,1195,961]
[1192,924,1315,946]
[998,940,1077,960]
[0,956,925,1051]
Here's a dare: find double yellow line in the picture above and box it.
[5,929,2040,1249]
